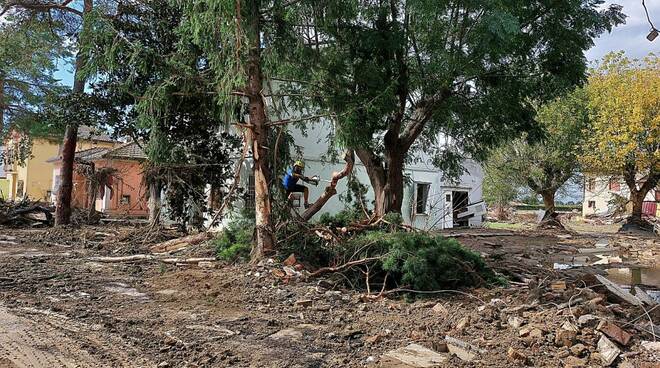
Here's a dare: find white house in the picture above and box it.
[582,176,659,217]
[236,121,485,230]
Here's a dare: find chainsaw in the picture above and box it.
[307,175,331,186]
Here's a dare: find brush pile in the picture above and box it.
[0,198,53,227]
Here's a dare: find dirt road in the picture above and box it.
[0,226,657,367]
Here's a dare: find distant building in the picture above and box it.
[2,126,117,201]
[582,176,659,217]
[48,141,148,217]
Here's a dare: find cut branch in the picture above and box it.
[310,256,382,277]
[300,150,355,221]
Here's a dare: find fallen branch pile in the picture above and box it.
[0,199,53,227]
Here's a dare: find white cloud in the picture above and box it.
[586,0,659,62]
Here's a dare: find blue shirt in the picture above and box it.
[282,168,299,189]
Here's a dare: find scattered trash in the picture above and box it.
[597,335,621,366]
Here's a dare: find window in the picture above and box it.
[586,178,596,192]
[415,183,430,215]
[120,195,131,205]
[609,178,620,192]
[588,200,596,208]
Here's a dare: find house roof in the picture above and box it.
[47,141,146,163]
[76,125,116,143]
[107,141,147,160]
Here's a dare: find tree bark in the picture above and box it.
[245,0,275,260]
[629,190,645,223]
[622,163,659,224]
[359,148,406,217]
[0,75,5,136]
[148,181,161,226]
[87,162,97,221]
[540,190,556,213]
[55,0,92,226]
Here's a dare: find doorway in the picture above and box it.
[452,190,469,228]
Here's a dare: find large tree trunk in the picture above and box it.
[621,163,658,225]
[148,181,161,226]
[55,0,92,226]
[541,190,556,213]
[87,163,97,221]
[356,148,406,217]
[0,75,4,136]
[629,190,645,224]
[245,0,275,260]
[538,189,562,228]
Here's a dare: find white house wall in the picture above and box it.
[583,176,656,216]
[238,120,485,230]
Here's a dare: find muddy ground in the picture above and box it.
[0,224,658,368]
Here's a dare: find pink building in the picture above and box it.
[50,142,149,217]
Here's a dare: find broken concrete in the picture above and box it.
[445,336,486,362]
[381,344,447,367]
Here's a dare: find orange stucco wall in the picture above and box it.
[55,159,148,217]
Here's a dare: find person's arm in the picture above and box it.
[292,172,311,182]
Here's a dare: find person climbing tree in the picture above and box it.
[282,160,318,208]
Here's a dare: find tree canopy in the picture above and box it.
[484,88,590,214]
[284,0,625,215]
[0,12,70,138]
[582,52,659,222]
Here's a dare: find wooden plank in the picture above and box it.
[595,275,642,306]
[633,286,657,306]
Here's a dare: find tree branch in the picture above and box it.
[1,0,82,17]
[300,150,355,221]
[399,89,451,150]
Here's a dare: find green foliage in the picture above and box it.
[0,11,70,137]
[483,147,519,210]
[277,222,336,268]
[483,88,590,211]
[338,174,370,213]
[214,215,255,262]
[319,209,363,228]
[345,232,503,290]
[286,0,624,185]
[79,0,243,229]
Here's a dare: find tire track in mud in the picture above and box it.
[0,307,150,368]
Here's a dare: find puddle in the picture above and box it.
[605,267,660,303]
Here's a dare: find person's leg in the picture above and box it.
[303,186,309,207]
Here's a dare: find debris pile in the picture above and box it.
[375,272,658,367]
[0,199,53,227]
